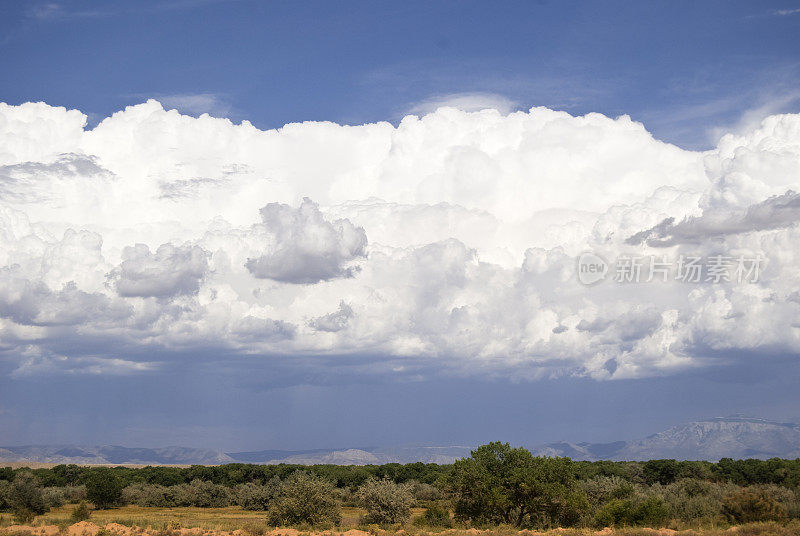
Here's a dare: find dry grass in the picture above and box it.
[0,506,429,531]
[1,507,799,536]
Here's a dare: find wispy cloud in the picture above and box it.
[26,0,238,22]
[773,8,800,16]
[27,2,104,20]
[636,62,800,149]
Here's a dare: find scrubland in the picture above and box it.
[3,443,800,535]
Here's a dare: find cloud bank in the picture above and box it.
[1,100,800,381]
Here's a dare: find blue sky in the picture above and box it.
[2,0,800,148]
[2,1,800,451]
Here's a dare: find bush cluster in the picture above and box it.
[42,485,87,508]
[723,485,791,523]
[122,480,234,508]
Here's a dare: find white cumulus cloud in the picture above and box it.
[0,100,799,381]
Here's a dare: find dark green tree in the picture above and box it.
[84,468,124,509]
[448,442,586,529]
[642,459,680,485]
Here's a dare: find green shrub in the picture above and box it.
[38,485,87,509]
[62,485,88,503]
[266,471,341,527]
[723,486,788,523]
[235,479,279,511]
[356,477,414,525]
[121,480,233,508]
[177,479,232,507]
[0,480,11,510]
[654,478,731,523]
[419,505,452,527]
[406,480,442,502]
[241,521,267,536]
[121,483,175,507]
[593,499,636,528]
[8,472,48,521]
[631,496,669,526]
[580,475,635,507]
[593,496,668,528]
[71,501,91,522]
[41,487,66,508]
[12,508,36,524]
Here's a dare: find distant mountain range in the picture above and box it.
[0,444,475,466]
[3,416,799,466]
[0,445,235,465]
[528,415,800,461]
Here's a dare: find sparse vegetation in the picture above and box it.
[3,444,800,531]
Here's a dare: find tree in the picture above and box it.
[0,467,14,482]
[8,471,48,523]
[643,460,680,485]
[266,471,341,527]
[84,468,123,509]
[448,442,587,529]
[356,477,414,525]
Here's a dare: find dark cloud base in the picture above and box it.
[2,356,799,450]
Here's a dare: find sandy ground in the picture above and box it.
[0,522,763,536]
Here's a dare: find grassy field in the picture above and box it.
[0,506,427,531]
[2,506,800,536]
